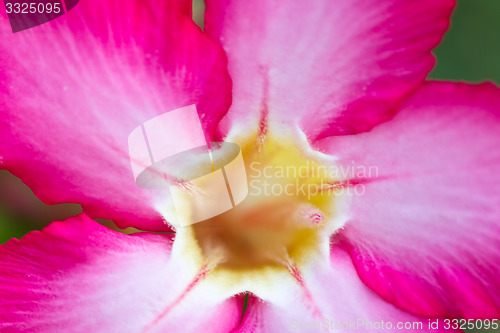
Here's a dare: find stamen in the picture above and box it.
[292,204,325,227]
[309,212,324,225]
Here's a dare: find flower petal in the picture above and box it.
[0,0,231,231]
[317,82,500,318]
[232,246,457,332]
[205,0,454,139]
[0,215,241,332]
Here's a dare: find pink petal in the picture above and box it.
[317,82,500,318]
[205,0,454,139]
[233,245,458,332]
[0,0,231,231]
[0,215,241,332]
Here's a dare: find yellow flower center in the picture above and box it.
[147,126,355,327]
[192,134,336,270]
[161,127,348,295]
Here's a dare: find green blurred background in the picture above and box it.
[0,0,499,330]
[429,0,500,83]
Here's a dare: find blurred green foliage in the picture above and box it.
[0,205,38,243]
[430,0,500,84]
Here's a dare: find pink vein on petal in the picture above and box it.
[257,66,270,148]
[286,262,323,319]
[143,264,212,332]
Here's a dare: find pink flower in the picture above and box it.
[1,0,499,332]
